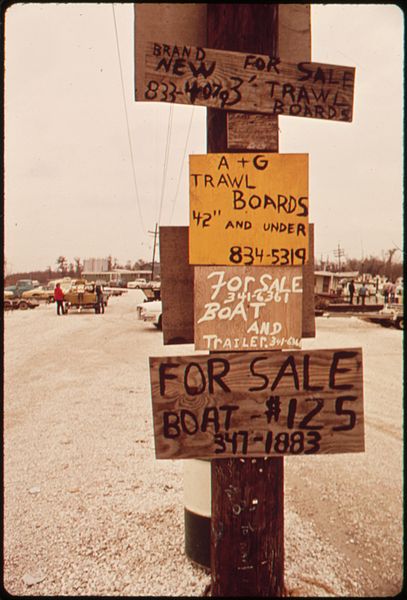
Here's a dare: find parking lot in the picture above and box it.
[3,291,403,596]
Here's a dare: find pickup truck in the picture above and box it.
[63,280,104,314]
[5,279,41,298]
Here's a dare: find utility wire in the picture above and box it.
[111,4,146,232]
[169,107,195,224]
[156,104,174,225]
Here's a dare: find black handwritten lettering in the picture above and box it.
[271,355,300,391]
[181,409,199,434]
[146,43,354,123]
[289,104,302,115]
[298,398,324,429]
[253,155,268,170]
[297,197,308,217]
[332,396,357,431]
[296,62,313,81]
[282,83,295,101]
[163,411,180,438]
[329,351,358,390]
[156,57,175,74]
[243,54,280,73]
[184,362,206,395]
[219,405,239,430]
[207,358,231,393]
[248,356,269,391]
[188,60,216,78]
[159,362,179,396]
[201,407,220,433]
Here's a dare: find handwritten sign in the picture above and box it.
[189,153,308,266]
[142,42,355,122]
[149,348,364,459]
[194,266,303,351]
[134,5,207,99]
[159,225,316,344]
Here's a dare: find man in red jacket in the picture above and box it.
[54,283,65,315]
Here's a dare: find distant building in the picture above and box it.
[81,268,153,286]
[83,258,109,273]
[314,270,359,295]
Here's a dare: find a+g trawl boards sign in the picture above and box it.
[142,42,355,122]
[149,348,364,459]
[189,153,308,266]
[194,266,303,352]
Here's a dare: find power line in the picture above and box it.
[111,4,146,233]
[169,107,195,224]
[148,223,159,280]
[333,243,345,270]
[156,104,174,225]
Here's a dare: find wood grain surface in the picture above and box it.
[149,347,364,458]
[142,42,355,121]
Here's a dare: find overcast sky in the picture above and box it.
[4,3,404,274]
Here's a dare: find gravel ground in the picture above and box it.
[3,291,403,596]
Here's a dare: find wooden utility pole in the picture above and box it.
[138,5,360,599]
[148,223,158,281]
[334,244,345,271]
[207,5,283,596]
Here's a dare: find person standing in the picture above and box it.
[348,279,355,304]
[358,283,368,306]
[54,282,65,315]
[95,284,104,314]
[383,280,390,303]
[389,282,396,303]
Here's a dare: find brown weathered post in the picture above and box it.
[207,5,283,596]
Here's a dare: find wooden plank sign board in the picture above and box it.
[149,348,364,459]
[142,42,355,122]
[134,4,207,100]
[189,153,308,266]
[159,224,316,344]
[194,266,303,351]
[159,226,194,345]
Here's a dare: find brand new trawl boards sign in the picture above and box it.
[142,42,355,122]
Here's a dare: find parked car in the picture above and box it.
[128,278,149,289]
[378,303,403,330]
[136,300,162,329]
[22,284,55,303]
[104,286,127,297]
[47,278,73,295]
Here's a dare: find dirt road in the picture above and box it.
[3,291,403,596]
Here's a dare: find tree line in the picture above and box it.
[315,248,403,282]
[4,256,159,286]
[4,249,402,286]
